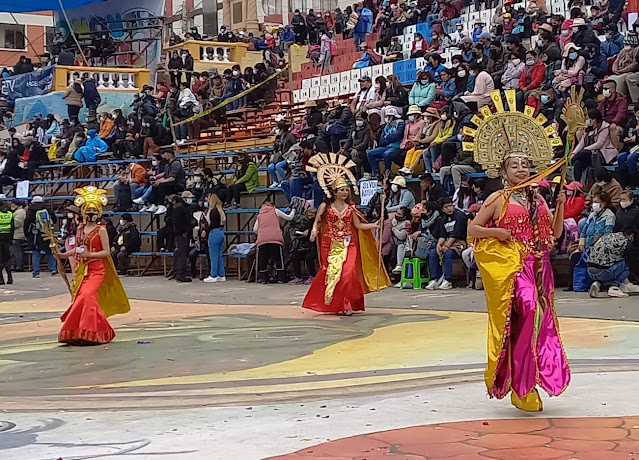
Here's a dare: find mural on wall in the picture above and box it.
[13,91,136,125]
[53,0,165,73]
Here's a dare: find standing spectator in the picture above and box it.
[353,6,369,50]
[170,192,193,283]
[254,202,295,283]
[0,196,13,284]
[225,152,259,208]
[63,79,83,121]
[24,196,57,278]
[81,74,101,120]
[8,201,25,272]
[307,9,319,45]
[203,194,226,283]
[426,197,468,290]
[285,205,317,284]
[168,50,182,87]
[113,213,141,275]
[291,10,308,44]
[180,49,194,87]
[318,30,334,75]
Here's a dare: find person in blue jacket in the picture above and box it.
[74,129,108,163]
[281,25,295,45]
[367,107,405,177]
[353,7,370,51]
[439,68,457,100]
[601,24,624,58]
[425,53,447,83]
[583,43,608,84]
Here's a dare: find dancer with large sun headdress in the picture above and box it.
[55,186,130,345]
[466,90,570,411]
[303,153,390,315]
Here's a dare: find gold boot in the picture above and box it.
[511,388,543,412]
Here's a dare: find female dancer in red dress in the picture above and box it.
[302,154,390,315]
[56,186,130,345]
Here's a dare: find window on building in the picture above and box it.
[0,24,25,50]
[45,26,55,52]
[232,2,243,24]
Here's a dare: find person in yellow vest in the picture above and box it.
[0,194,14,285]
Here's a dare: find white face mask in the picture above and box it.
[561,30,569,36]
[511,58,520,66]
[596,181,606,187]
[194,176,202,183]
[620,200,632,209]
[602,89,611,97]
[592,202,602,212]
[391,184,399,193]
[408,115,415,122]
[457,69,466,77]
[119,219,126,226]
[233,70,239,76]
[152,160,159,166]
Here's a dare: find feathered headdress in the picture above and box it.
[306,153,359,198]
[73,185,109,217]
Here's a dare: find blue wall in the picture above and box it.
[13,91,136,125]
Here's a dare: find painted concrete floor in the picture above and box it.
[1,273,638,460]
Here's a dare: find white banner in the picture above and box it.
[54,0,165,75]
[359,179,378,207]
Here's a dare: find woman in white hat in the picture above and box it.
[552,42,585,93]
[386,175,416,212]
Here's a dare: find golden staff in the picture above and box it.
[39,212,72,295]
[377,170,390,290]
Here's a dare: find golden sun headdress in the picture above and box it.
[73,185,109,217]
[306,153,358,198]
[462,89,563,179]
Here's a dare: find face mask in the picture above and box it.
[194,176,202,183]
[596,181,606,187]
[457,69,466,77]
[385,117,392,124]
[452,62,459,68]
[592,202,602,212]
[620,200,632,209]
[152,160,159,166]
[391,184,399,193]
[88,214,99,222]
[526,59,535,66]
[561,30,569,36]
[602,89,611,97]
[385,81,391,88]
[540,94,550,104]
[376,186,383,193]
[572,27,579,33]
[233,70,239,76]
[511,59,520,66]
[441,113,448,121]
[203,201,209,208]
[470,71,476,77]
[119,219,126,226]
[431,35,437,40]
[186,198,193,205]
[356,120,364,127]
[606,34,612,40]
[274,128,281,135]
[408,115,415,122]
[586,119,592,127]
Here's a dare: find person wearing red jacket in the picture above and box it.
[519,50,545,93]
[411,33,427,58]
[563,181,586,222]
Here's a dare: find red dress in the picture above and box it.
[303,205,366,313]
[58,226,115,345]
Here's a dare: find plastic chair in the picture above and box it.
[400,258,431,289]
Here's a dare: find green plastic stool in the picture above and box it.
[400,258,431,289]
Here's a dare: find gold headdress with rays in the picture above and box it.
[73,185,109,217]
[306,153,358,198]
[561,85,587,141]
[462,89,563,178]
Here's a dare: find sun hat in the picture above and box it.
[391,176,407,188]
[406,105,422,116]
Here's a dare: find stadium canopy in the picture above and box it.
[0,0,103,13]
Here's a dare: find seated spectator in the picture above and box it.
[114,160,147,210]
[608,33,639,99]
[460,37,474,62]
[339,112,373,177]
[411,33,427,59]
[321,102,353,153]
[571,17,599,49]
[351,76,374,115]
[225,152,259,209]
[73,129,107,163]
[401,106,440,174]
[112,213,141,275]
[353,42,382,68]
[362,76,388,118]
[566,191,616,291]
[486,40,506,84]
[24,136,49,180]
[518,50,545,97]
[571,109,618,183]
[387,176,416,213]
[367,108,405,177]
[390,206,412,274]
[601,24,624,58]
[384,74,409,117]
[582,43,609,86]
[450,22,468,45]
[472,43,489,69]
[268,120,296,187]
[618,113,639,187]
[438,68,457,101]
[472,20,486,42]
[285,205,317,284]
[254,202,295,283]
[420,172,450,203]
[2,138,23,186]
[536,30,562,63]
[424,106,455,172]
[501,53,525,90]
[505,34,527,60]
[384,35,404,62]
[426,197,468,290]
[409,71,436,109]
[460,62,494,108]
[43,114,60,145]
[425,53,447,84]
[564,181,586,222]
[598,79,627,152]
[281,142,313,202]
[589,167,623,209]
[615,190,639,275]
[559,19,573,55]
[452,179,477,212]
[98,112,115,142]
[587,227,637,298]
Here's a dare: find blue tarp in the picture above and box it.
[0,0,103,13]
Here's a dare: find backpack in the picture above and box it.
[32,208,50,235]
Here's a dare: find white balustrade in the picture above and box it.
[66,70,140,91]
[200,45,231,63]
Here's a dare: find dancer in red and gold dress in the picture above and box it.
[302,154,390,315]
[56,186,130,345]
